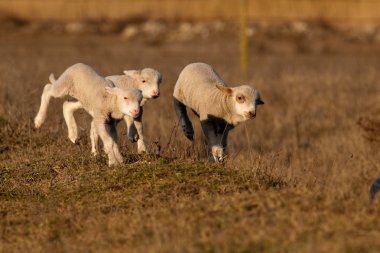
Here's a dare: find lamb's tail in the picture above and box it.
[173,97,194,140]
[49,73,56,84]
[369,178,380,203]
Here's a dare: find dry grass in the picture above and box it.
[1,30,380,253]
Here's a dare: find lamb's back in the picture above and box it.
[66,63,112,113]
[174,63,226,113]
[106,75,136,89]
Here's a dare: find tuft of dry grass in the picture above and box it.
[0,29,380,253]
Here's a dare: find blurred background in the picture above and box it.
[1,0,380,23]
[1,0,380,43]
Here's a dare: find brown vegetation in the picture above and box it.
[0,27,380,252]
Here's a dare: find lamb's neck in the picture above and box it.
[108,95,123,119]
[224,97,245,126]
[209,89,244,126]
[207,90,231,124]
[115,76,138,90]
[128,78,140,89]
[140,98,148,106]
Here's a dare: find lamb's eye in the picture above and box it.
[236,95,245,103]
[124,97,128,100]
[142,80,146,83]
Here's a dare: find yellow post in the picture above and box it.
[239,0,248,75]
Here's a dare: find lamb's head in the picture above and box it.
[216,84,264,121]
[105,86,143,118]
[123,68,163,99]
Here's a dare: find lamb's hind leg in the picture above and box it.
[173,97,194,140]
[63,100,83,143]
[34,79,68,128]
[90,120,99,156]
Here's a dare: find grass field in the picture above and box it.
[1,29,380,252]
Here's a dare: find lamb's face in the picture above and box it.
[106,87,143,118]
[124,69,163,99]
[232,85,264,120]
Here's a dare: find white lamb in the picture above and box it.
[173,62,264,162]
[60,68,162,154]
[34,63,143,166]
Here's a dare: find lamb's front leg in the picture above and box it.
[124,115,134,140]
[107,119,123,164]
[94,119,121,166]
[124,115,146,153]
[127,107,143,143]
[220,128,230,156]
[133,110,147,154]
[201,119,224,163]
[216,126,230,163]
[128,122,139,142]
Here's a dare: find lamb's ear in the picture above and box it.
[123,70,140,78]
[105,86,119,96]
[216,84,233,95]
[48,73,56,84]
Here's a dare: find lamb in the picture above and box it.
[173,62,264,162]
[61,68,162,154]
[34,63,143,166]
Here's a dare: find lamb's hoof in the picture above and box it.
[115,153,124,164]
[137,143,147,154]
[217,156,226,164]
[68,129,78,143]
[209,155,225,164]
[68,135,78,144]
[210,147,226,164]
[34,117,42,129]
[91,151,98,156]
[109,161,123,167]
[128,134,139,143]
[108,159,120,167]
[138,149,147,154]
